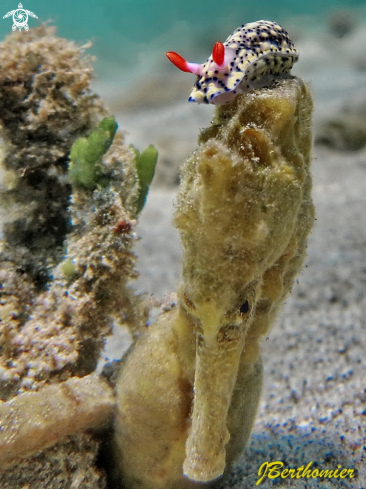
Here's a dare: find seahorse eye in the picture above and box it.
[239,301,250,314]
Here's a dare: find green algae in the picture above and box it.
[69,116,118,190]
[131,144,158,214]
[68,117,157,214]
[60,258,76,279]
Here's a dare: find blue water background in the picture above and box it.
[0,0,365,86]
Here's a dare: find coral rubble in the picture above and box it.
[0,26,144,487]
[0,25,105,290]
[316,93,366,151]
[0,26,140,399]
[0,433,106,489]
[114,77,314,488]
[0,374,114,468]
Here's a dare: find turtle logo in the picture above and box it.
[3,3,38,31]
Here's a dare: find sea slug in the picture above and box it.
[166,20,298,105]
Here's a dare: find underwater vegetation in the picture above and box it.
[0,21,314,489]
[130,144,159,214]
[69,116,118,190]
[69,116,158,206]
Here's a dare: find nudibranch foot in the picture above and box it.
[166,20,299,106]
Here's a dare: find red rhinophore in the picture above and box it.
[166,51,191,73]
[212,41,225,66]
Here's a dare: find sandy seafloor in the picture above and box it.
[94,17,366,489]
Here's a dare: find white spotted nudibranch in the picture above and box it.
[166,20,298,105]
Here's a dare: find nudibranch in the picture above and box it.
[166,20,299,105]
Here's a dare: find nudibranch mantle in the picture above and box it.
[166,20,299,105]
